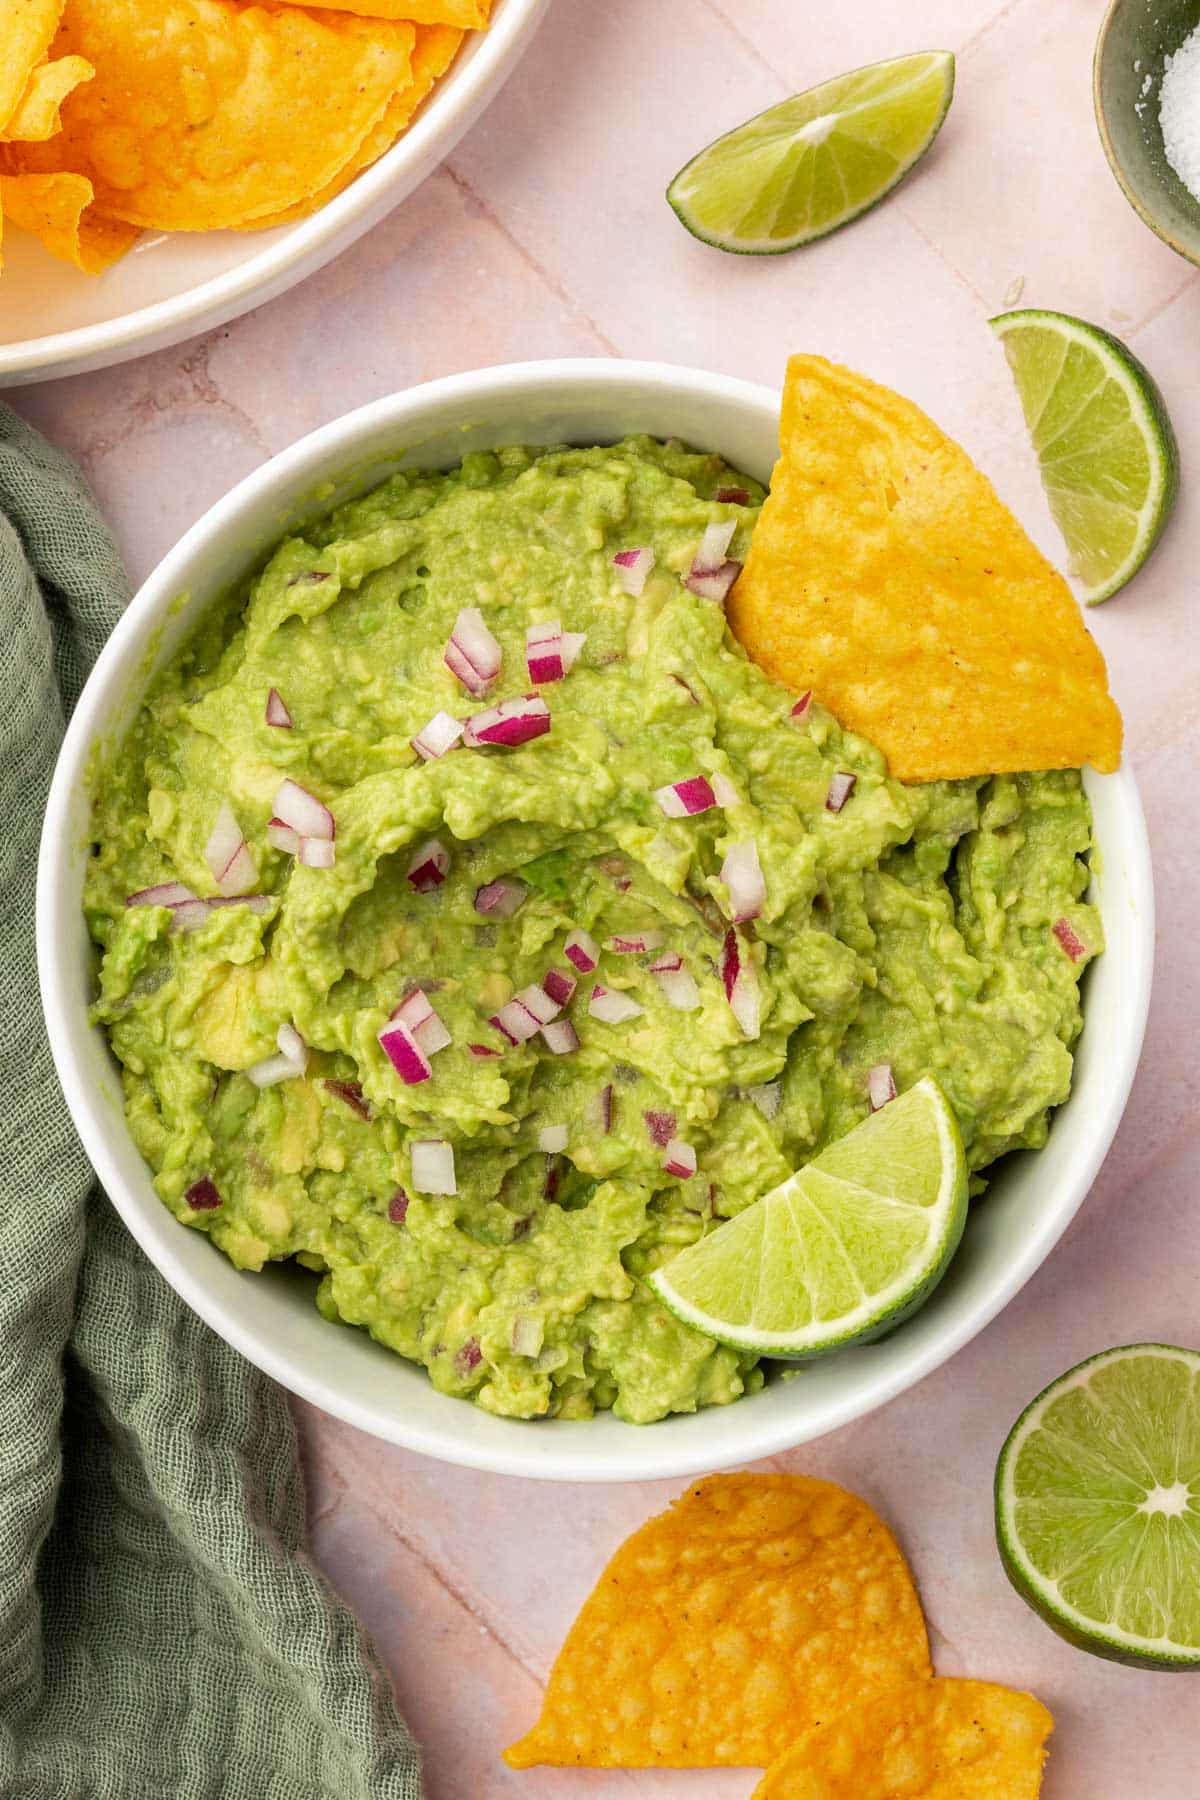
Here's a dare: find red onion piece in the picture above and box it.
[492,1000,541,1045]
[654,775,716,818]
[276,1022,307,1072]
[265,688,293,729]
[542,967,577,1007]
[588,984,644,1024]
[721,928,760,1039]
[126,881,196,910]
[696,518,736,568]
[564,928,601,973]
[714,486,749,505]
[246,1051,300,1089]
[538,1123,568,1154]
[652,963,700,1010]
[323,1078,370,1120]
[207,894,273,916]
[647,951,682,973]
[378,1019,433,1084]
[612,547,654,596]
[685,559,742,603]
[747,1080,782,1120]
[267,817,302,857]
[411,1139,456,1195]
[721,840,766,924]
[711,772,739,808]
[510,1313,544,1358]
[1052,918,1087,962]
[406,838,449,892]
[455,1337,482,1373]
[468,1042,502,1058]
[392,989,451,1055]
[463,695,551,749]
[662,1137,697,1179]
[388,1190,410,1224]
[204,801,259,898]
[185,1176,221,1211]
[791,691,813,723]
[826,772,856,814]
[562,631,586,672]
[515,982,560,1026]
[444,607,502,696]
[644,1109,676,1147]
[868,1063,897,1111]
[474,877,528,920]
[412,710,464,762]
[172,898,213,934]
[597,1084,615,1134]
[541,1019,580,1055]
[298,837,336,870]
[274,778,334,841]
[607,930,665,955]
[526,620,565,685]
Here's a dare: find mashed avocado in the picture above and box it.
[85,439,1101,1423]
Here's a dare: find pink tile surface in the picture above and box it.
[11,2,1200,1794]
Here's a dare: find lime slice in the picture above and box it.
[996,1345,1200,1669]
[991,308,1179,604]
[667,51,955,256]
[648,1076,967,1357]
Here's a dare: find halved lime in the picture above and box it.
[991,308,1179,604]
[996,1344,1200,1669]
[648,1076,967,1357]
[667,51,955,256]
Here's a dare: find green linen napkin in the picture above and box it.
[0,403,424,1800]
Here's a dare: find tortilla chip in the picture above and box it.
[233,22,462,231]
[751,1677,1053,1798]
[273,0,487,20]
[728,355,1123,783]
[1,53,92,141]
[0,0,63,134]
[0,169,135,270]
[503,1473,930,1769]
[8,0,413,232]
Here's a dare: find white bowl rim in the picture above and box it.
[0,0,547,384]
[37,357,1156,1481]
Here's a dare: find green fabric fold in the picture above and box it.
[0,403,423,1800]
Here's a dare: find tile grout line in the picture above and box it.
[1127,266,1200,340]
[440,162,620,357]
[893,200,991,313]
[695,0,791,93]
[957,0,1036,63]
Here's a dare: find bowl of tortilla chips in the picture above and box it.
[0,0,547,384]
[38,357,1153,1481]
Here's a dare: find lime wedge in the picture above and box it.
[667,51,955,255]
[996,1345,1200,1669]
[648,1076,967,1358]
[991,308,1179,604]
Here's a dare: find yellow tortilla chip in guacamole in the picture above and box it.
[751,1676,1053,1798]
[728,355,1123,783]
[504,1473,930,1769]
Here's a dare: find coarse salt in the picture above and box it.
[1160,26,1200,200]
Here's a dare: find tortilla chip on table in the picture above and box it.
[728,354,1123,784]
[751,1676,1054,1798]
[503,1473,931,1769]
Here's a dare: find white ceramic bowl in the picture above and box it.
[0,0,546,386]
[38,359,1155,1482]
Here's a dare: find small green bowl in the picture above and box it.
[1095,0,1200,266]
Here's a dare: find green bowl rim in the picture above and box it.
[1093,0,1200,268]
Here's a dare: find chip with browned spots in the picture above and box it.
[503,1472,930,1769]
[728,355,1122,784]
[751,1676,1053,1798]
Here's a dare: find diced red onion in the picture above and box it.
[538,1123,568,1154]
[204,801,259,898]
[711,773,739,808]
[407,838,449,892]
[541,1019,580,1055]
[411,1139,456,1195]
[696,518,736,568]
[686,520,740,603]
[444,606,501,696]
[298,837,336,870]
[612,547,654,596]
[323,1078,370,1120]
[588,984,643,1024]
[647,951,682,974]
[126,880,196,910]
[791,691,813,723]
[277,1022,307,1072]
[468,1042,501,1058]
[267,817,302,857]
[455,1338,482,1374]
[274,778,334,841]
[721,928,760,1039]
[662,1137,697,1179]
[491,1000,541,1045]
[378,1019,433,1085]
[517,983,560,1026]
[185,1176,222,1211]
[644,1110,676,1147]
[868,1063,897,1111]
[246,1050,300,1089]
[266,688,293,729]
[652,963,700,1010]
[721,840,766,924]
[747,1081,782,1121]
[562,631,586,672]
[412,710,464,762]
[474,877,528,919]
[597,1084,615,1134]
[714,486,749,505]
[208,894,273,915]
[685,559,742,603]
[510,1313,544,1358]
[654,775,716,818]
[392,989,451,1055]
[388,1190,410,1225]
[564,928,601,973]
[526,621,565,685]
[172,898,213,934]
[463,695,551,749]
[607,930,665,955]
[826,772,856,814]
[542,967,577,1007]
[1052,918,1087,962]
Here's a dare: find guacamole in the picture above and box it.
[85,439,1101,1423]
